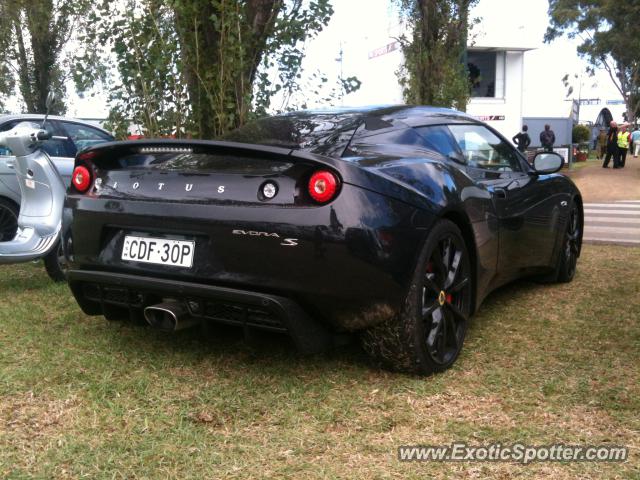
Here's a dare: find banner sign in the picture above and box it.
[368,41,401,59]
[475,115,505,121]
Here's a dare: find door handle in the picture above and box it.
[5,160,15,169]
[494,187,507,199]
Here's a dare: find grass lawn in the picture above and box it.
[1,245,639,479]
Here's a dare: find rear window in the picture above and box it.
[62,122,113,155]
[0,120,71,157]
[222,114,360,157]
[414,126,461,159]
[107,152,294,175]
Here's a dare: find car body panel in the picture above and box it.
[63,106,582,343]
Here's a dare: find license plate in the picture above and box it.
[122,235,195,268]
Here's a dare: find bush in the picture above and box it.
[572,124,591,144]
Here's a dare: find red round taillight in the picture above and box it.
[308,170,339,203]
[72,166,92,192]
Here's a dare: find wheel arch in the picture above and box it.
[0,195,20,241]
[440,209,478,314]
[0,194,19,210]
[0,195,20,218]
[573,193,584,258]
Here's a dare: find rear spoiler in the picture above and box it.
[75,138,436,211]
[76,139,337,169]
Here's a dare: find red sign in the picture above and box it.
[368,41,401,59]
[475,115,506,121]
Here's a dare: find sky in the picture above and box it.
[54,0,625,122]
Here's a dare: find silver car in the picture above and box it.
[0,115,113,241]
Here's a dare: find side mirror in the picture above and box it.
[532,151,564,174]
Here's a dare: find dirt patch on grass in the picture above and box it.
[1,392,80,437]
[564,156,640,202]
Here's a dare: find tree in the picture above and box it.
[76,0,189,138]
[395,0,477,111]
[0,0,92,113]
[546,0,640,124]
[80,0,335,138]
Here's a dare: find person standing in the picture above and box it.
[597,128,607,161]
[631,125,640,158]
[617,123,630,168]
[602,121,618,168]
[512,125,531,153]
[540,124,556,152]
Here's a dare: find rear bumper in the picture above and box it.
[65,184,438,332]
[68,269,336,354]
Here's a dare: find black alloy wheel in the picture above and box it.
[557,202,581,283]
[361,219,473,375]
[421,233,472,366]
[0,199,19,242]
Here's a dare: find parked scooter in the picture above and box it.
[0,92,69,281]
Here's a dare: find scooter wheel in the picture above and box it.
[44,240,68,282]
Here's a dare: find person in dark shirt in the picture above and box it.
[539,124,556,152]
[602,121,619,168]
[512,125,531,153]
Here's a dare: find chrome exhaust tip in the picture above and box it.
[144,302,199,332]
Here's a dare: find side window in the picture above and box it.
[414,126,462,159]
[0,121,16,155]
[447,124,522,172]
[41,137,71,158]
[0,120,70,157]
[349,127,427,151]
[0,146,10,156]
[61,122,113,156]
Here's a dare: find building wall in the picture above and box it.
[466,51,525,142]
[522,117,575,148]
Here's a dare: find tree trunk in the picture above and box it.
[402,0,472,109]
[8,1,65,114]
[25,1,56,113]
[173,0,284,138]
[174,1,220,138]
[13,15,37,112]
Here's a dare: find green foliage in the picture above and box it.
[395,0,477,110]
[572,124,590,144]
[77,0,189,138]
[271,68,362,113]
[0,0,93,113]
[79,0,339,138]
[546,0,640,123]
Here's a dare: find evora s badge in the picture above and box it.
[232,229,299,247]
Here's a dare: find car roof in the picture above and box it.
[223,105,482,157]
[280,104,479,127]
[0,114,112,136]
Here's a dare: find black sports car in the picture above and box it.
[63,106,583,375]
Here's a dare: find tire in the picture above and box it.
[361,219,473,375]
[43,240,68,282]
[554,199,582,283]
[0,198,19,242]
